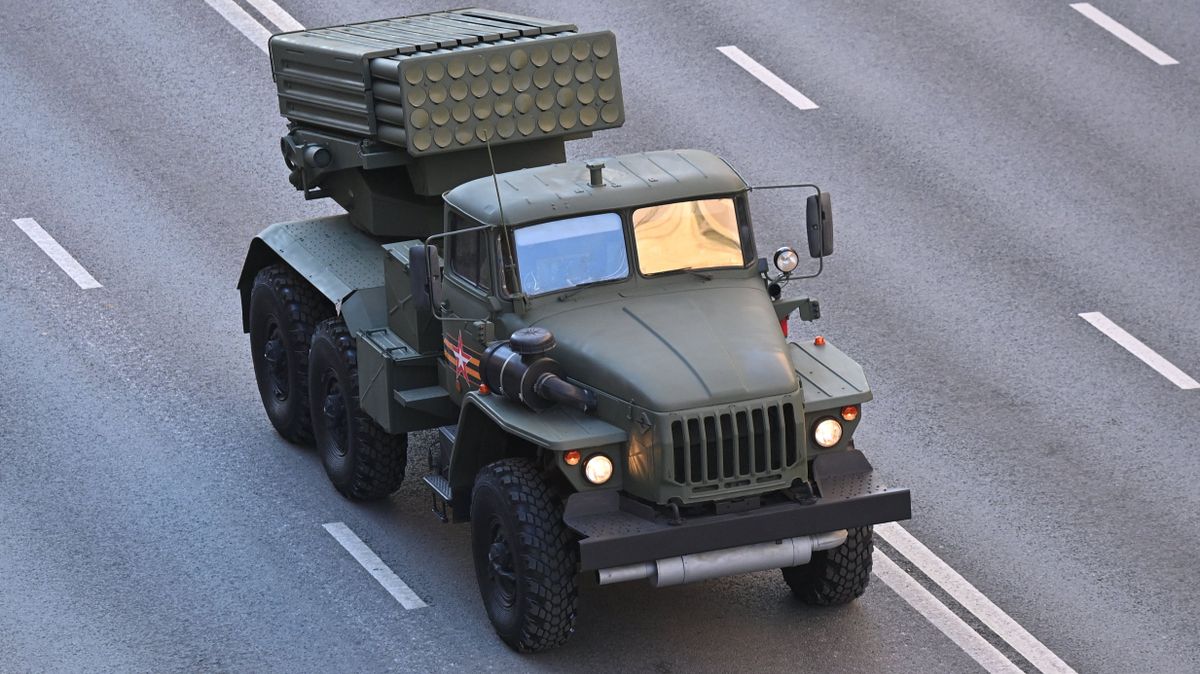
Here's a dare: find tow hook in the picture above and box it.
[784,480,817,505]
[667,500,684,526]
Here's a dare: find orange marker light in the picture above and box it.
[814,335,826,346]
[564,450,582,466]
[841,405,859,421]
[478,384,490,395]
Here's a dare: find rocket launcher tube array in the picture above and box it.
[269,9,625,158]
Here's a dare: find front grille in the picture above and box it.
[668,402,799,494]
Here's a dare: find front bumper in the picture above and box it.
[564,449,910,571]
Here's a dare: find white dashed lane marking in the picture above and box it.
[717,46,819,111]
[877,523,1078,673]
[202,0,272,52]
[1070,3,1178,65]
[12,218,102,290]
[323,522,427,610]
[873,549,1023,674]
[1079,312,1199,389]
[244,0,304,32]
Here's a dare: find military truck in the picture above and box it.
[238,9,910,652]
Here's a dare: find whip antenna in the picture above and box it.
[484,132,520,296]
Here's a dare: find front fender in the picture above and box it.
[789,339,873,409]
[448,392,627,510]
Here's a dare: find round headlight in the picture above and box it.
[813,418,843,448]
[773,246,800,274]
[583,454,614,484]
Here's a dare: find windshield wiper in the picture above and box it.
[678,267,713,281]
[557,278,617,301]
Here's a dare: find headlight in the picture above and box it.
[813,418,842,448]
[583,454,614,484]
[773,246,800,274]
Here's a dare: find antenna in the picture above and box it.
[484,132,522,300]
[483,132,508,228]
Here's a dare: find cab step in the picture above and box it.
[393,385,456,416]
[422,474,453,522]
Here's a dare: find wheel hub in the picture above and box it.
[262,325,289,401]
[487,526,517,606]
[322,379,348,456]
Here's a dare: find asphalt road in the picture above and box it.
[1,1,1198,672]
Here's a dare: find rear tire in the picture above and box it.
[308,318,407,500]
[782,526,873,605]
[470,458,578,652]
[249,264,331,444]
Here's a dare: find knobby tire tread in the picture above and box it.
[311,318,407,500]
[782,526,873,606]
[473,458,578,652]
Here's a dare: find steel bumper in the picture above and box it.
[564,450,910,571]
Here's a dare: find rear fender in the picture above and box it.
[236,215,390,335]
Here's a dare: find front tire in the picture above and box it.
[782,526,873,605]
[248,264,331,444]
[470,459,578,652]
[308,318,407,500]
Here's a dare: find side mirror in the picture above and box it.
[806,192,833,258]
[409,244,442,313]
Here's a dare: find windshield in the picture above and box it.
[632,198,744,274]
[512,212,629,295]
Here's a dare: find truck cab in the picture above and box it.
[438,150,811,503]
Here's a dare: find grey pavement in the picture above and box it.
[1,0,1197,672]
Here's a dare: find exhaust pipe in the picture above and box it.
[597,530,848,587]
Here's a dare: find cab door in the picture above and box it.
[439,210,495,399]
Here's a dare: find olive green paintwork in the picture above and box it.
[237,215,391,335]
[236,216,459,434]
[443,149,747,228]
[483,267,852,504]
[460,391,626,451]
[438,144,832,503]
[450,392,626,498]
[356,327,454,435]
[268,11,622,160]
[243,8,890,522]
[789,340,873,410]
[382,240,443,353]
[511,276,797,413]
[240,152,873,508]
[444,392,626,514]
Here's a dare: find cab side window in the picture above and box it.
[449,213,492,291]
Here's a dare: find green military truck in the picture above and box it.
[238,8,910,652]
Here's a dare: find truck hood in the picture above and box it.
[530,285,798,412]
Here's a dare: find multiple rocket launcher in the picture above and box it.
[270,9,623,159]
[267,9,625,237]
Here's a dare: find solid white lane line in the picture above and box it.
[873,549,1023,674]
[1069,3,1178,65]
[323,522,427,609]
[244,0,304,32]
[202,0,272,53]
[876,523,1078,674]
[1078,312,1199,389]
[11,218,102,290]
[716,46,818,111]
